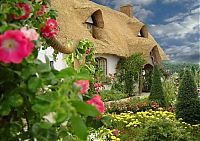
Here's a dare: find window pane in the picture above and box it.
[96,57,107,75]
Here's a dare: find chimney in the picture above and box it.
[120,4,133,17]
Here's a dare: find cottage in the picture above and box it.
[38,0,167,76]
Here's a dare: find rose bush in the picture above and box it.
[0,0,104,140]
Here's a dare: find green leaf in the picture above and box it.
[0,24,8,33]
[71,115,88,140]
[101,115,113,127]
[36,94,52,102]
[8,94,23,107]
[28,77,42,92]
[55,110,68,123]
[57,67,76,78]
[32,123,57,141]
[10,122,22,135]
[36,61,51,73]
[71,101,99,117]
[32,102,50,115]
[38,122,52,129]
[0,102,11,116]
[21,66,37,79]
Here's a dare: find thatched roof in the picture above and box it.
[51,0,167,63]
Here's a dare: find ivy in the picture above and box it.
[65,39,97,74]
[113,53,145,96]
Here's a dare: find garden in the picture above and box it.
[0,0,200,141]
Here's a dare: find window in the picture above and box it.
[96,57,107,75]
[85,10,104,39]
[138,25,148,38]
[150,51,155,64]
[86,16,94,34]
[86,23,93,34]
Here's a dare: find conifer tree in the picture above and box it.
[148,66,166,107]
[175,69,200,124]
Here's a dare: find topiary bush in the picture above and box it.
[148,66,166,107]
[175,69,200,124]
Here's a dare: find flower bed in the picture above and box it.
[105,97,163,113]
[88,110,200,140]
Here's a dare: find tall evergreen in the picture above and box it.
[175,69,200,124]
[148,66,166,107]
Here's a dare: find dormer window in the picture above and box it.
[137,32,141,37]
[85,10,104,38]
[86,16,94,34]
[138,25,148,38]
[150,51,154,64]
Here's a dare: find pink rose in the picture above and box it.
[41,19,58,38]
[87,94,105,113]
[0,30,34,64]
[37,5,48,16]
[20,27,39,41]
[75,80,90,94]
[94,83,103,94]
[13,3,32,20]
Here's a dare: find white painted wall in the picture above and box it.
[95,54,120,75]
[37,50,120,75]
[37,47,67,71]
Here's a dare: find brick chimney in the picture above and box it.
[120,4,133,17]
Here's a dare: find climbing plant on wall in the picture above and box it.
[66,39,96,73]
[112,53,145,96]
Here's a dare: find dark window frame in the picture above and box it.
[96,57,107,75]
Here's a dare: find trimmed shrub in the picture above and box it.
[148,66,166,107]
[100,90,128,102]
[175,69,200,124]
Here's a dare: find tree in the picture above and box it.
[175,70,200,124]
[148,66,166,107]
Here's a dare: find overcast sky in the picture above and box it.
[92,0,200,64]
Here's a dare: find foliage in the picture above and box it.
[0,59,102,140]
[175,69,200,124]
[134,118,198,141]
[104,97,162,113]
[88,127,120,141]
[66,39,96,73]
[114,53,145,96]
[100,90,128,102]
[142,70,153,92]
[94,69,113,85]
[163,61,199,74]
[89,110,200,140]
[0,0,57,49]
[0,0,102,140]
[148,66,166,107]
[162,77,177,107]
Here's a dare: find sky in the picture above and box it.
[91,0,200,64]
